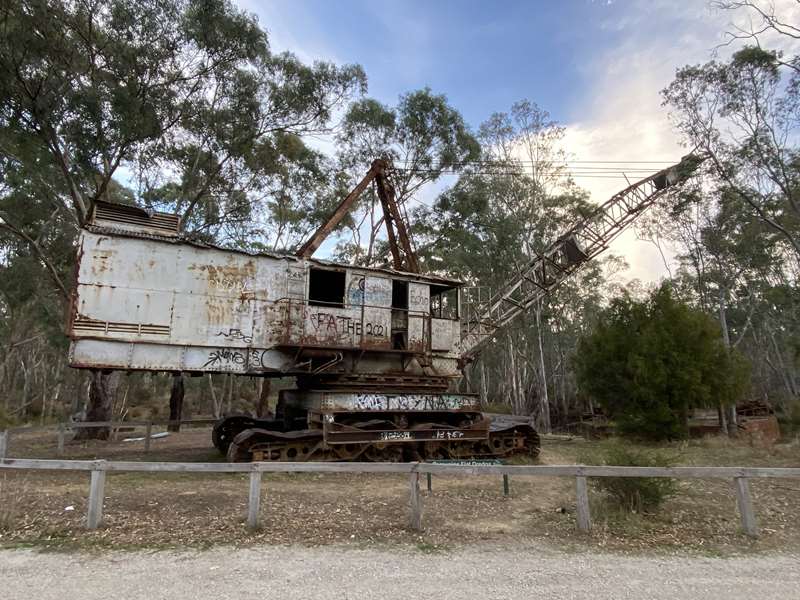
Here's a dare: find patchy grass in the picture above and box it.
[0,473,29,531]
[1,430,800,555]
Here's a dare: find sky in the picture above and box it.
[236,0,797,284]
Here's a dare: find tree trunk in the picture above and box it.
[534,303,551,433]
[479,362,488,407]
[226,374,233,414]
[74,370,119,440]
[726,405,738,438]
[718,403,729,436]
[256,379,271,418]
[208,374,221,418]
[508,336,520,414]
[718,289,738,438]
[168,373,184,432]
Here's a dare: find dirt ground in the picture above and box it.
[2,426,800,555]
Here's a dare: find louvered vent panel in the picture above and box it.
[73,318,170,336]
[92,202,180,235]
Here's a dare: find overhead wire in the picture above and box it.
[391,158,676,179]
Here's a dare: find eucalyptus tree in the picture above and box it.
[662,46,800,262]
[412,101,610,431]
[0,0,366,434]
[330,89,480,266]
[660,5,800,427]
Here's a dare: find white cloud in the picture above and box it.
[559,0,799,285]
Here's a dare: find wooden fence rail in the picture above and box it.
[0,418,218,459]
[2,458,799,537]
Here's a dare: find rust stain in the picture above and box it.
[90,250,115,276]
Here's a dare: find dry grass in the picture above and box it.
[1,429,800,555]
[0,473,29,531]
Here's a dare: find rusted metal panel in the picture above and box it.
[69,229,464,376]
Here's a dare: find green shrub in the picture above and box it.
[0,406,14,430]
[574,284,750,441]
[481,401,512,414]
[583,442,677,513]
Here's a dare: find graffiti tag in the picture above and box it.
[215,328,253,344]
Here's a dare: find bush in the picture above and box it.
[481,401,512,414]
[574,284,750,441]
[0,406,14,430]
[583,442,677,513]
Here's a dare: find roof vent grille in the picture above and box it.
[90,201,180,236]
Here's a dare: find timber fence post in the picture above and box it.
[247,469,262,529]
[0,429,7,459]
[734,476,759,538]
[408,465,423,531]
[144,422,152,454]
[575,472,591,533]
[503,474,510,497]
[87,462,107,530]
[426,472,432,493]
[57,423,66,456]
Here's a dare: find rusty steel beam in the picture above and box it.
[374,163,420,273]
[296,160,384,259]
[375,172,404,271]
[296,159,421,274]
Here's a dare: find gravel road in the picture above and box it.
[1,544,797,600]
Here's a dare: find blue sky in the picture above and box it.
[237,0,797,282]
[240,0,725,129]
[247,1,606,127]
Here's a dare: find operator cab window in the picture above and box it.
[430,286,459,319]
[308,267,346,308]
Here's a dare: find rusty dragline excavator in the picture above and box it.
[66,155,703,461]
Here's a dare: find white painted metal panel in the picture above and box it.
[408,282,429,351]
[408,283,429,314]
[286,263,306,300]
[346,273,392,308]
[431,318,454,351]
[78,234,181,290]
[169,293,254,347]
[74,287,173,331]
[364,276,391,307]
[70,230,462,375]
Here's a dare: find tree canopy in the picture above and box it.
[575,285,751,440]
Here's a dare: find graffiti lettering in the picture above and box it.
[309,313,386,338]
[248,349,266,369]
[347,277,365,306]
[380,431,412,441]
[434,430,465,440]
[215,328,253,344]
[203,348,246,368]
[210,275,253,295]
[409,291,428,310]
[350,394,468,411]
[203,348,267,369]
[347,276,392,307]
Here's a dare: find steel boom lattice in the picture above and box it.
[459,154,704,359]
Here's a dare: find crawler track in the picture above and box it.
[224,418,540,462]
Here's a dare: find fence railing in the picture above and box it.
[2,458,799,538]
[0,419,217,458]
